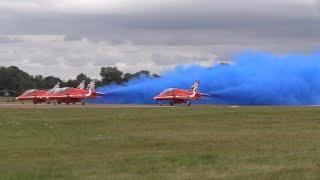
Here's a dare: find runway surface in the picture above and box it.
[1,103,319,108]
[0,103,189,108]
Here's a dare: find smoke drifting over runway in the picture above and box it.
[90,51,320,105]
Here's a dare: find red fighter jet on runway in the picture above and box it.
[46,80,105,105]
[39,81,85,103]
[16,82,60,104]
[154,80,211,106]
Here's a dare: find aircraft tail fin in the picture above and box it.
[53,82,60,89]
[87,79,97,91]
[190,80,199,92]
[47,82,60,94]
[77,80,86,90]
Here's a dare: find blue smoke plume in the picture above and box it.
[89,51,320,105]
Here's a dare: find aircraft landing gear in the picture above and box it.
[81,100,85,105]
[186,100,191,106]
[159,101,162,106]
[66,102,69,105]
[170,101,173,106]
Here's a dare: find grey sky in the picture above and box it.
[0,0,319,79]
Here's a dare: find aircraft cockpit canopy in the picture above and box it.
[54,87,71,93]
[160,88,177,94]
[23,89,37,94]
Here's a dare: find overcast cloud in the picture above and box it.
[0,0,319,79]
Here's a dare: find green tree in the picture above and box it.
[100,67,124,85]
[76,73,91,83]
[64,73,91,88]
[132,70,150,78]
[33,75,44,89]
[122,70,159,83]
[123,73,133,82]
[152,73,160,78]
[137,70,150,76]
[64,79,78,88]
[5,66,33,92]
[42,76,62,89]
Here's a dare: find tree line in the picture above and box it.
[0,66,160,96]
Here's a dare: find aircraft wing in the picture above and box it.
[174,94,194,100]
[155,95,190,100]
[175,93,213,100]
[48,94,85,99]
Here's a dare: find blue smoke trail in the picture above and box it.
[89,51,320,105]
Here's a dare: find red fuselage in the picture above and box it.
[16,89,48,104]
[44,87,102,104]
[154,88,201,105]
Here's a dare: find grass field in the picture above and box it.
[0,106,319,179]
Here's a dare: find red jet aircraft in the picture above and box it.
[39,81,85,103]
[45,80,105,105]
[154,80,211,106]
[16,82,60,104]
